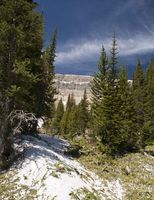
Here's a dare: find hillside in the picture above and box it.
[0,134,124,200]
[0,134,153,200]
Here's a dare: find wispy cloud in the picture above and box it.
[113,0,137,17]
[56,34,154,65]
[56,39,103,65]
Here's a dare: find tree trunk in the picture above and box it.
[0,99,14,169]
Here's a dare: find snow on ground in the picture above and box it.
[7,134,125,200]
[37,118,44,129]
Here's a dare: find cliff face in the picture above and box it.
[54,74,92,105]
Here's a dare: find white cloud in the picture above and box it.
[56,34,154,65]
[118,35,154,55]
[56,40,103,64]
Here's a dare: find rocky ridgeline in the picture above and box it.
[54,74,92,105]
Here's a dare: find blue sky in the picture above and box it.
[36,0,154,77]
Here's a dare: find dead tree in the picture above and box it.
[0,108,38,169]
[8,110,38,136]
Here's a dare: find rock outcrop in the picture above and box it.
[54,74,92,105]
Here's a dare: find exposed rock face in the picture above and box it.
[54,74,133,106]
[54,74,92,105]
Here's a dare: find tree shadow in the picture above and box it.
[12,134,70,169]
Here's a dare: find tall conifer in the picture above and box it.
[39,30,57,118]
[116,66,139,151]
[75,89,89,135]
[144,60,154,142]
[51,98,64,135]
[132,60,146,141]
[90,46,108,130]
[0,0,44,165]
[60,94,76,136]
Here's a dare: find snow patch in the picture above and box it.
[11,134,125,200]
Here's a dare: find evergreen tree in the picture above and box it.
[90,34,147,154]
[116,66,140,151]
[132,60,145,126]
[60,94,76,136]
[108,32,118,83]
[144,60,154,142]
[67,89,89,138]
[38,29,57,118]
[99,34,119,152]
[51,98,64,135]
[66,93,76,111]
[66,105,79,138]
[0,0,43,113]
[90,46,108,131]
[91,33,129,154]
[91,46,108,104]
[0,0,44,117]
[0,0,44,165]
[77,89,89,135]
[132,60,146,146]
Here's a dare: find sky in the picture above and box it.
[36,0,154,77]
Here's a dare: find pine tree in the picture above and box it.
[0,0,44,114]
[0,0,44,166]
[144,60,154,142]
[91,46,108,103]
[77,89,89,135]
[67,89,90,138]
[91,33,124,154]
[132,60,146,144]
[108,32,118,83]
[66,93,76,111]
[133,60,145,119]
[51,98,64,135]
[37,29,57,118]
[90,46,108,131]
[99,34,120,152]
[116,66,139,151]
[67,105,79,138]
[60,94,76,136]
